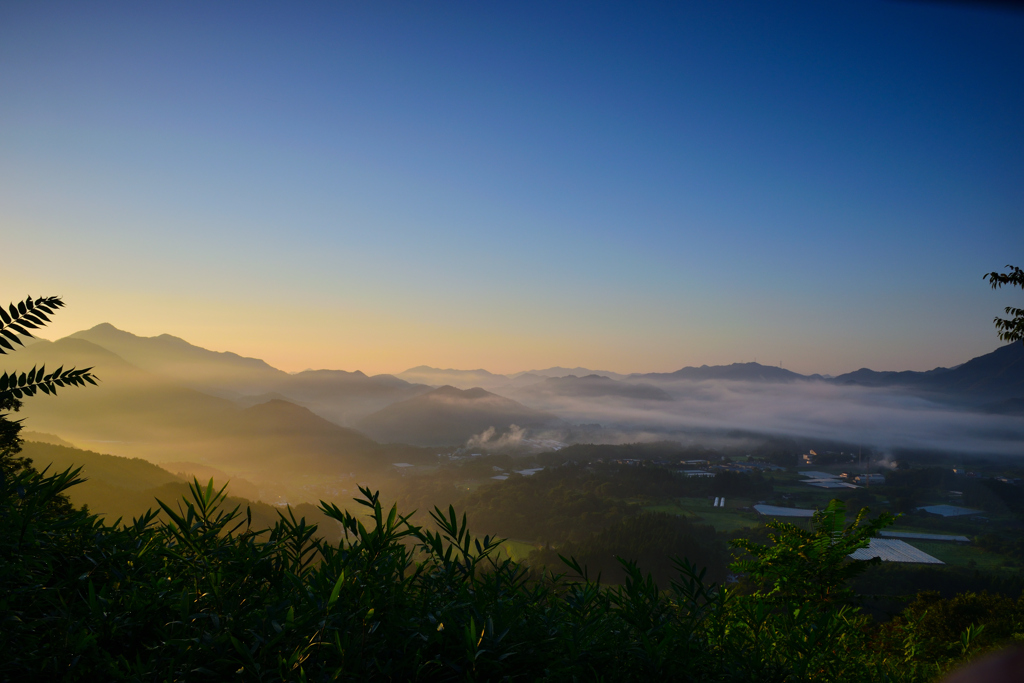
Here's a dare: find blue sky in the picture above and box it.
[1,1,1022,375]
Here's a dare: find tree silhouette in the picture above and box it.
[985,265,1024,345]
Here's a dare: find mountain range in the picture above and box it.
[5,323,1023,489]
[628,362,815,384]
[829,343,1024,401]
[71,324,431,424]
[70,323,286,397]
[59,323,1024,406]
[399,346,1024,407]
[5,337,429,500]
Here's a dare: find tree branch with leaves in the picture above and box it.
[0,295,64,354]
[0,295,98,476]
[730,499,894,608]
[985,265,1024,346]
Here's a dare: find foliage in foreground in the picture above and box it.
[1,467,1017,682]
[986,264,1024,346]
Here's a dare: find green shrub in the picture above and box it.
[0,466,1002,682]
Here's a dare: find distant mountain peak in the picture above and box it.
[511,366,627,381]
[293,368,369,378]
[358,384,560,446]
[401,365,502,377]
[70,323,281,369]
[429,385,494,400]
[154,333,196,346]
[628,361,805,384]
[240,398,322,421]
[831,343,1023,400]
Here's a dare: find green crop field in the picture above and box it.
[910,540,1008,571]
[648,498,764,533]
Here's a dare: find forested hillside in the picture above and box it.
[19,440,344,545]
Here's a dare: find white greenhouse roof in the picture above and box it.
[848,539,943,564]
[916,505,983,517]
[798,471,837,479]
[807,480,858,489]
[879,531,970,542]
[753,504,815,518]
[682,470,715,477]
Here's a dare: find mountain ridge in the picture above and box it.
[3,338,429,494]
[830,343,1024,400]
[65,324,432,425]
[66,323,1023,402]
[629,362,813,384]
[49,323,1024,423]
[70,323,286,397]
[357,385,563,447]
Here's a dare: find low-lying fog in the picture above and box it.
[504,379,1024,456]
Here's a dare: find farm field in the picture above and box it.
[648,498,763,533]
[910,540,1008,571]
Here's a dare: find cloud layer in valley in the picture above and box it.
[506,379,1024,456]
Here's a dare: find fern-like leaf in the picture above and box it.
[0,366,98,400]
[0,296,65,354]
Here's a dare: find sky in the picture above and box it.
[1,1,1022,376]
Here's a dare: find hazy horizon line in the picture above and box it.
[16,320,1004,381]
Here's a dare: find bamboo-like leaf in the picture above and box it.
[328,571,345,608]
